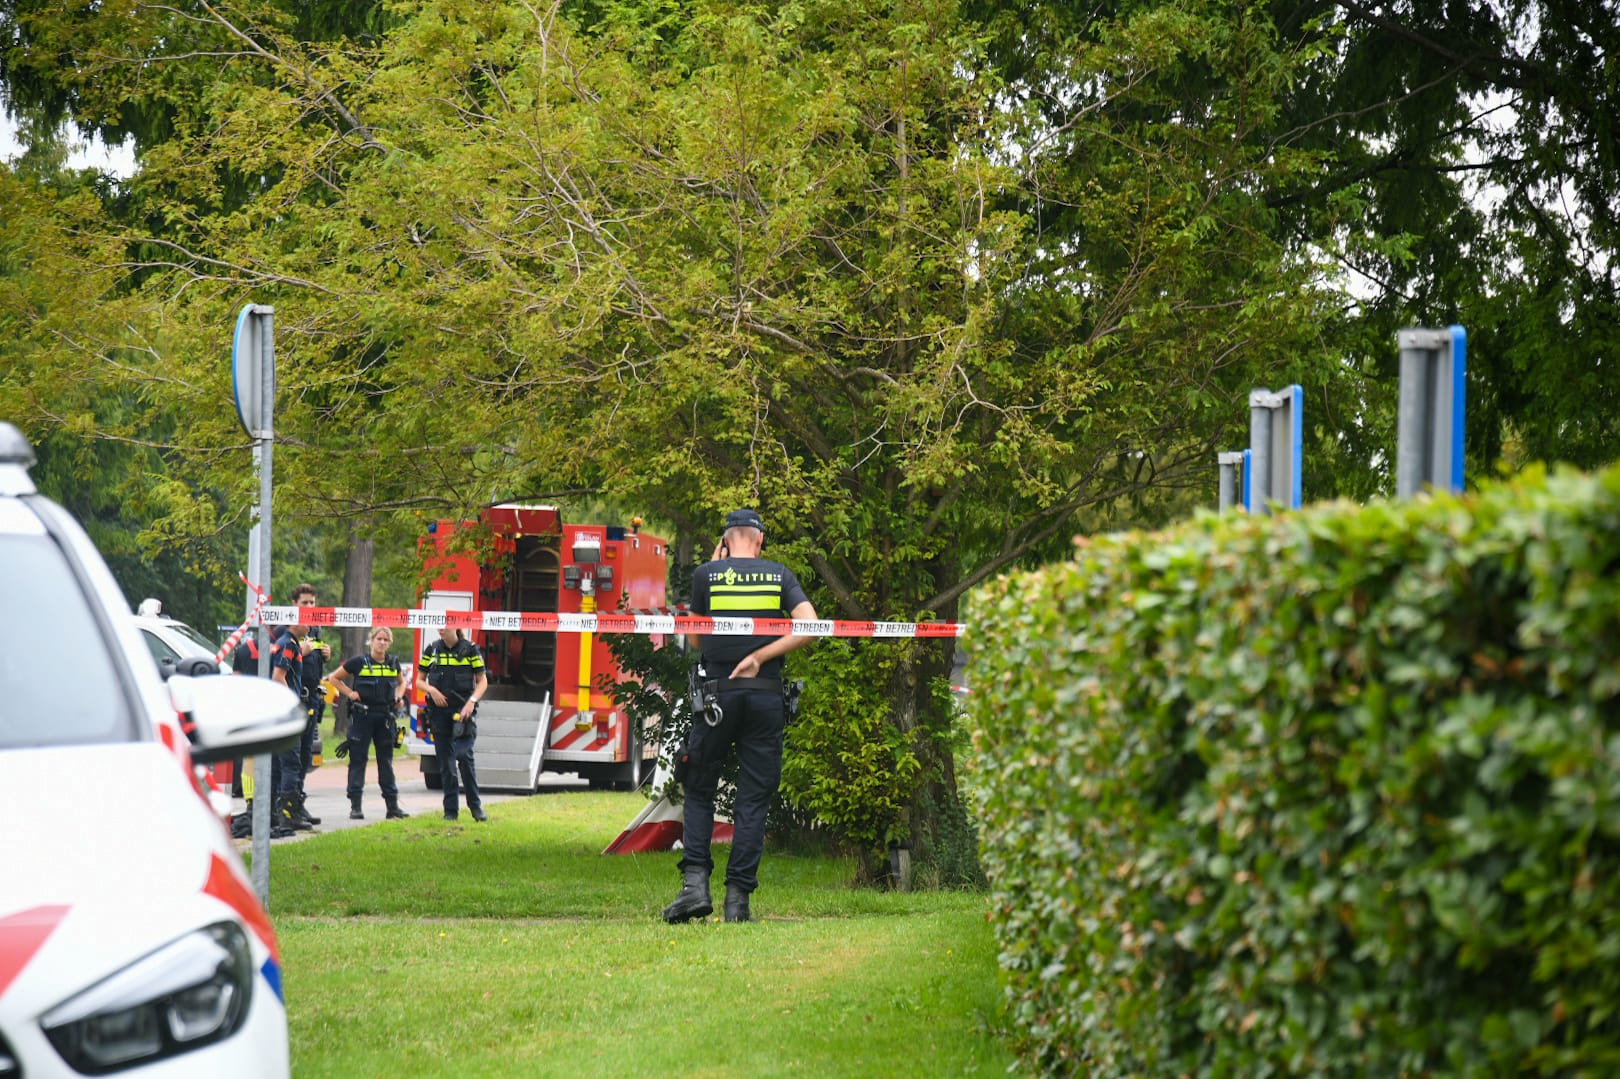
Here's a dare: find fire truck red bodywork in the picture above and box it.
[411,504,667,791]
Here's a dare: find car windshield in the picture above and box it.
[170,620,221,655]
[0,533,137,748]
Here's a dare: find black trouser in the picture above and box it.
[301,696,325,774]
[345,706,399,799]
[680,686,785,894]
[427,706,481,816]
[275,718,313,795]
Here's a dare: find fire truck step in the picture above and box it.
[479,767,540,792]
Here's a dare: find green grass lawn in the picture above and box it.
[262,792,1020,1077]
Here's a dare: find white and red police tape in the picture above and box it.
[250,604,965,639]
[213,574,271,665]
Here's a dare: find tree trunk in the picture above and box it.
[889,555,984,889]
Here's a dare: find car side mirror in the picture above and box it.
[175,656,223,679]
[168,675,305,764]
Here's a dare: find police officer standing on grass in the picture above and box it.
[663,508,818,925]
[419,625,490,821]
[328,626,411,821]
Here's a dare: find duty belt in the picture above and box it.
[714,677,782,692]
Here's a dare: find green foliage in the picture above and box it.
[968,464,1620,1074]
[975,0,1620,483]
[781,639,921,859]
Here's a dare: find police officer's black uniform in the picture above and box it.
[299,628,328,770]
[339,650,409,819]
[228,637,284,838]
[418,632,487,821]
[270,628,311,832]
[672,510,809,921]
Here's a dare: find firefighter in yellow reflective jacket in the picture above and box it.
[328,627,411,821]
[419,626,489,821]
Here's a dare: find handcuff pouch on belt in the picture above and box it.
[675,664,722,786]
[674,666,805,786]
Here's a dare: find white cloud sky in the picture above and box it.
[1,110,136,176]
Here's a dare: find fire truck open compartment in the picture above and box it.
[411,505,667,793]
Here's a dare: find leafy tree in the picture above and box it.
[974,0,1620,486]
[2,0,1350,878]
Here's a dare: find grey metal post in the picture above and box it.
[1246,387,1304,513]
[1217,451,1244,511]
[1395,327,1466,498]
[239,305,276,904]
[1248,392,1273,514]
[1396,329,1435,498]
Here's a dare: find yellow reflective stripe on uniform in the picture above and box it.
[358,664,396,678]
[710,595,784,611]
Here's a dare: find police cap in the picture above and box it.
[724,508,765,534]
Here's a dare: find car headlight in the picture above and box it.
[41,921,253,1074]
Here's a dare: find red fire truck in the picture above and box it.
[406,504,669,792]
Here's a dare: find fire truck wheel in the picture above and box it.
[421,753,443,790]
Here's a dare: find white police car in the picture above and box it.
[0,423,302,1077]
[133,599,229,677]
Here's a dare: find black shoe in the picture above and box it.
[443,811,459,821]
[273,793,301,836]
[385,797,410,820]
[288,791,315,831]
[470,806,487,822]
[231,800,253,838]
[298,792,321,826]
[349,797,364,820]
[662,869,713,924]
[724,884,752,923]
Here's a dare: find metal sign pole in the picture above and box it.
[233,304,276,905]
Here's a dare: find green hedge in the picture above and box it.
[966,464,1620,1075]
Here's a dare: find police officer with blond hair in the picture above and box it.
[328,626,411,821]
[663,508,817,924]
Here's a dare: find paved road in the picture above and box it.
[230,746,587,844]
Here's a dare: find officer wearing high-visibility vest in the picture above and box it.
[418,625,489,821]
[663,508,818,924]
[327,626,411,821]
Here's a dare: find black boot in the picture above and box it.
[724,884,752,923]
[349,795,364,820]
[231,800,253,838]
[384,796,410,820]
[662,868,713,924]
[297,790,321,826]
[289,791,315,831]
[270,794,296,839]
